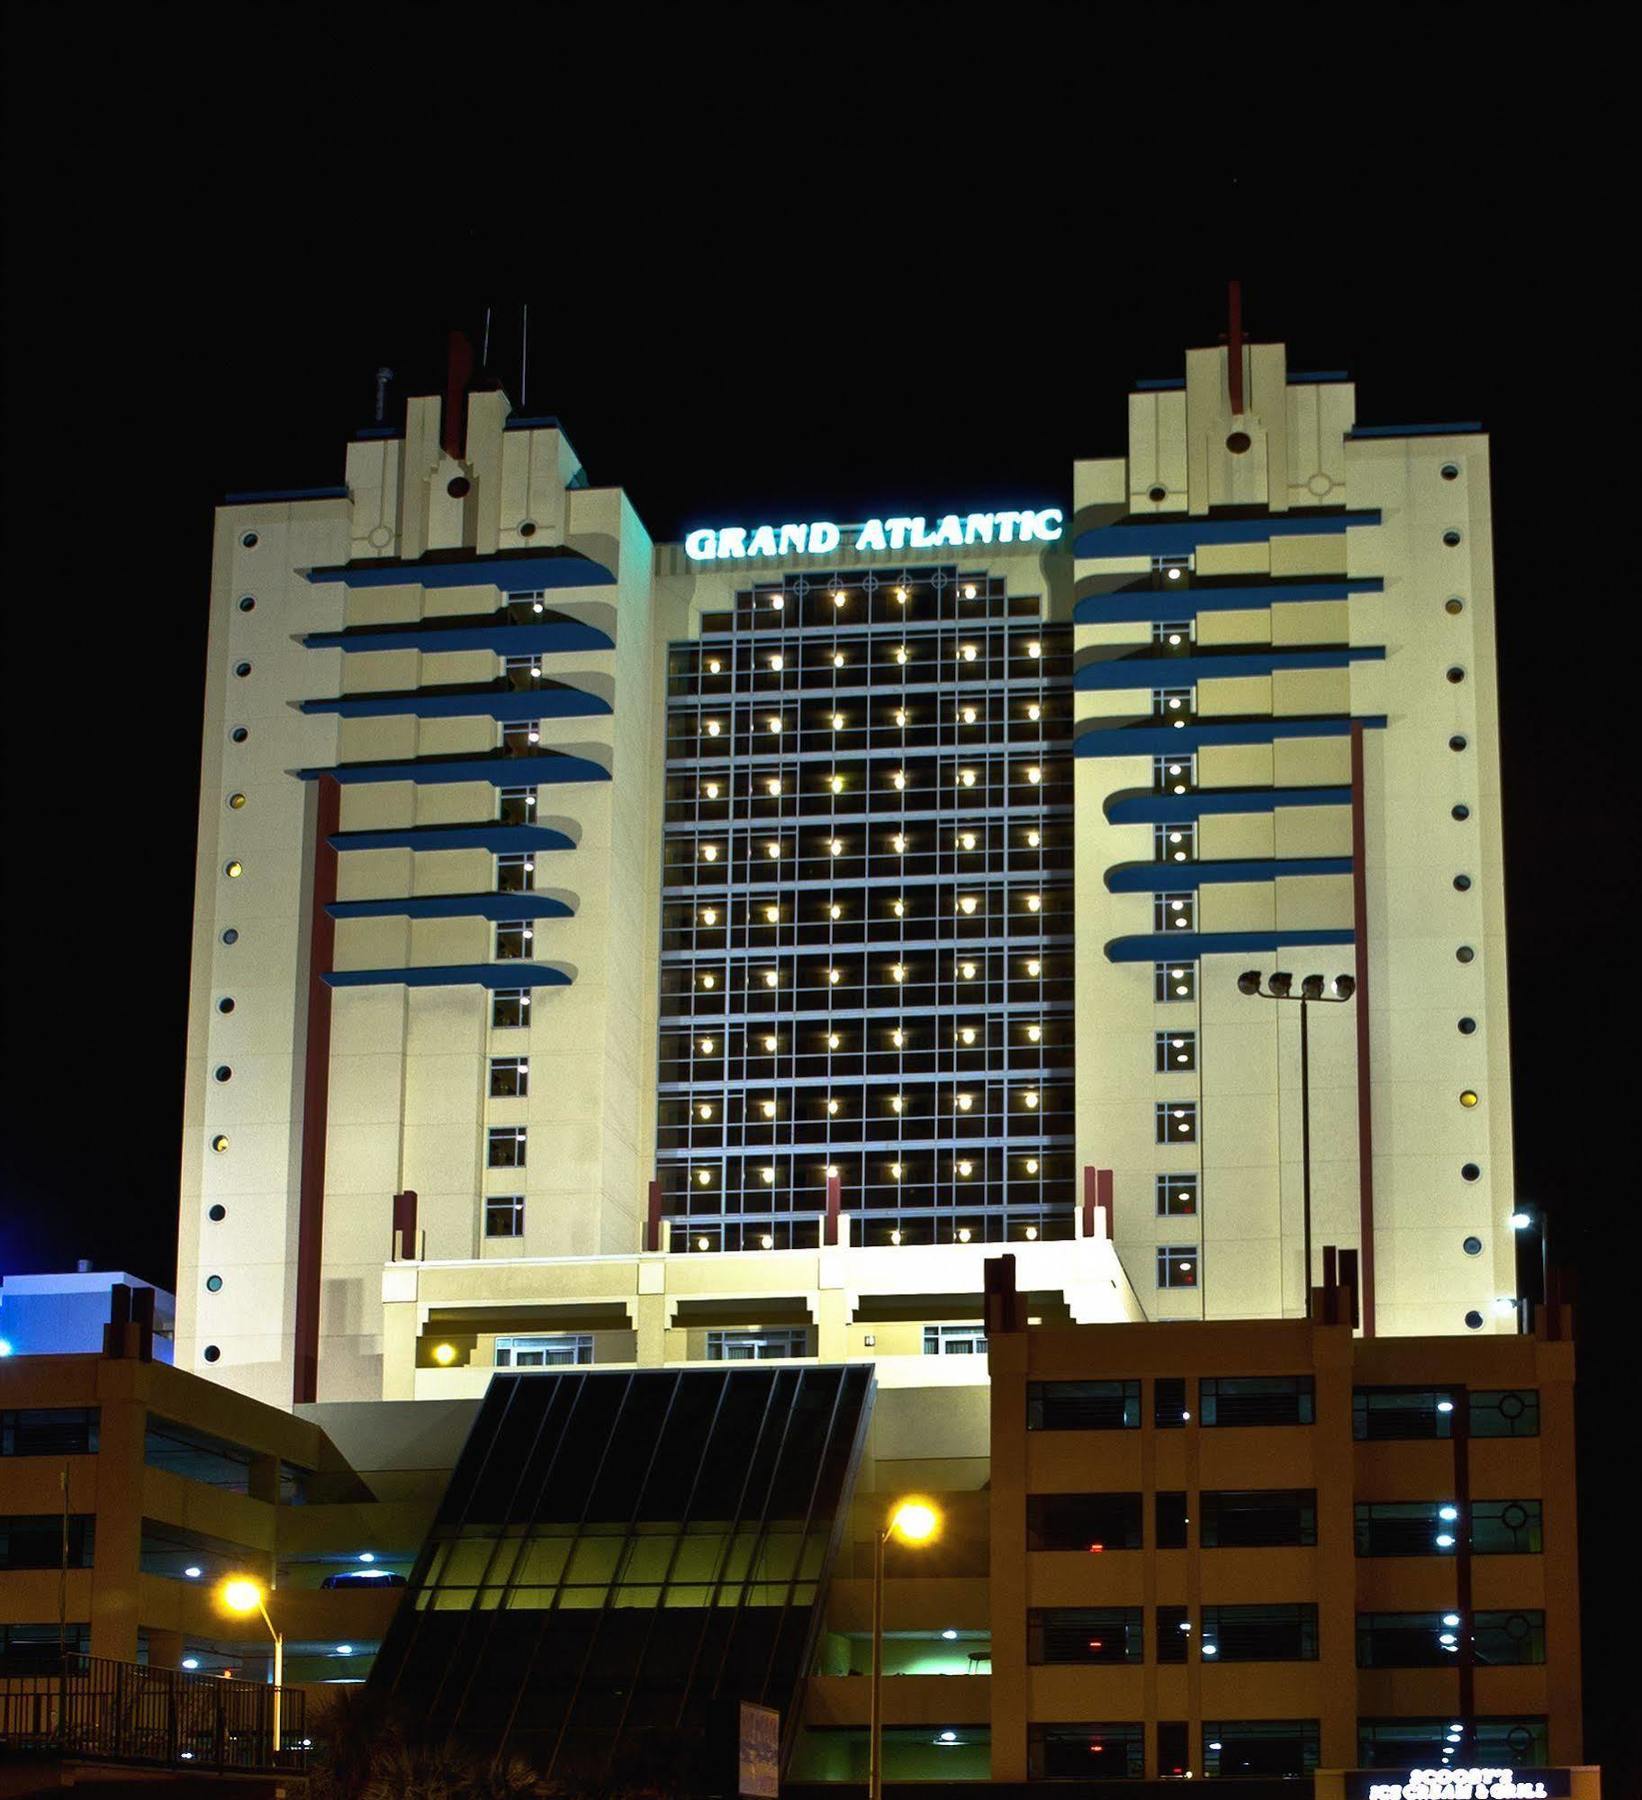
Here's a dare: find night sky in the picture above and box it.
[2,7,1627,1782]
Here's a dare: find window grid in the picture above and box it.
[484,1195,524,1238]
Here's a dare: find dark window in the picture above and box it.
[1358,1717,1549,1769]
[1155,1491,1188,1549]
[1471,1499,1543,1554]
[496,853,534,893]
[1204,1720,1319,1778]
[1158,1721,1189,1779]
[0,1623,92,1672]
[143,1419,252,1492]
[1026,1493,1142,1552]
[1201,1604,1317,1662]
[1157,1605,1189,1663]
[1028,1721,1144,1780]
[1357,1612,1459,1669]
[487,1127,527,1168]
[1027,1380,1141,1431]
[1470,1389,1540,1437]
[138,1519,260,1582]
[498,786,536,825]
[501,718,541,754]
[485,1195,525,1239]
[1028,1607,1143,1664]
[1,1409,99,1457]
[1353,1386,1458,1440]
[1474,1610,1547,1665]
[491,988,530,1027]
[1154,1377,1189,1428]
[1201,1489,1316,1548]
[0,1514,94,1570]
[495,920,533,960]
[1155,960,1196,1002]
[1200,1375,1315,1427]
[1354,1502,1461,1557]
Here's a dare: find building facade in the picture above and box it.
[177,330,1513,1408]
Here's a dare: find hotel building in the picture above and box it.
[178,326,1514,1406]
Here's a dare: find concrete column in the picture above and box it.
[381,1300,419,1399]
[986,1329,1028,1781]
[88,1363,145,1663]
[146,1627,186,1670]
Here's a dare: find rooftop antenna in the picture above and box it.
[481,306,492,371]
[373,367,394,425]
[520,303,529,410]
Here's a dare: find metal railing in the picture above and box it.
[0,1653,305,1774]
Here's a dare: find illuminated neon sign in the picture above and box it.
[683,508,1064,562]
[1347,1771,1569,1800]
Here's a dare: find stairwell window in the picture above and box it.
[485,1195,525,1238]
[491,988,531,1028]
[1154,962,1196,1003]
[1153,754,1196,794]
[1156,1174,1198,1216]
[1155,1032,1197,1073]
[487,1127,527,1169]
[503,654,544,688]
[495,922,534,960]
[499,786,537,825]
[1156,1102,1197,1144]
[1154,893,1195,932]
[1153,619,1194,652]
[502,719,542,754]
[1153,687,1193,722]
[497,853,534,893]
[489,1057,529,1099]
[1154,823,1197,863]
[1156,1246,1199,1289]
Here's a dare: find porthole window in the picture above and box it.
[1463,1236,1483,1256]
[1449,735,1468,752]
[220,928,239,945]
[1464,1311,1484,1330]
[447,475,471,498]
[1453,874,1472,891]
[1460,1090,1479,1108]
[238,595,256,613]
[203,1344,222,1363]
[1147,484,1167,503]
[1458,1017,1477,1034]
[1461,1162,1481,1182]
[213,1065,233,1083]
[233,661,252,678]
[1443,529,1463,547]
[240,532,258,549]
[206,1275,224,1293]
[1452,803,1470,820]
[1445,597,1465,616]
[1441,463,1460,481]
[230,727,249,744]
[228,793,247,810]
[211,1134,229,1153]
[1456,945,1475,963]
[1226,431,1252,454]
[519,520,537,538]
[217,997,236,1014]
[224,860,243,879]
[207,1204,227,1222]
[1446,666,1466,684]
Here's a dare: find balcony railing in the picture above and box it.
[0,1653,305,1775]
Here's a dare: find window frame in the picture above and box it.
[486,1126,528,1169]
[484,1194,525,1238]
[488,1056,530,1099]
[1155,1245,1199,1289]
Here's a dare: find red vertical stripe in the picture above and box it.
[1350,723,1377,1335]
[293,775,340,1404]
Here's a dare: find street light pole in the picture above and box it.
[1237,972,1355,1320]
[259,1598,283,1757]
[869,1499,940,1800]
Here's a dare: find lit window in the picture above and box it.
[1152,619,1193,651]
[492,988,530,1028]
[1155,1031,1197,1073]
[1154,893,1196,932]
[1154,823,1197,863]
[487,1126,527,1168]
[495,1332,591,1366]
[496,852,534,893]
[1152,755,1196,794]
[1157,1174,1198,1216]
[1154,962,1196,1002]
[1156,1102,1198,1144]
[495,921,534,960]
[484,1195,525,1238]
[503,652,544,685]
[1152,554,1191,587]
[1152,687,1193,722]
[488,1056,529,1098]
[924,1324,989,1357]
[707,1328,808,1361]
[502,718,542,753]
[1156,1246,1198,1289]
[499,785,537,824]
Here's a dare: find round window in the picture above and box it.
[1226,431,1252,454]
[206,1275,223,1293]
[1464,1311,1484,1330]
[1458,1017,1476,1034]
[221,928,239,946]
[217,997,235,1014]
[213,1065,232,1083]
[208,1204,227,1222]
[228,792,247,810]
[1452,803,1470,820]
[211,1134,229,1153]
[240,532,258,549]
[1456,945,1475,964]
[1499,1391,1526,1419]
[233,661,252,679]
[1443,529,1463,547]
[1501,1502,1529,1530]
[1462,1236,1483,1256]
[1147,484,1167,503]
[1445,597,1465,615]
[224,861,243,879]
[447,475,471,498]
[1460,1090,1479,1108]
[519,520,537,538]
[1461,1162,1481,1181]
[1453,874,1472,891]
[238,595,256,612]
[203,1344,222,1362]
[1449,735,1468,751]
[1441,463,1461,481]
[230,727,249,744]
[1447,666,1466,684]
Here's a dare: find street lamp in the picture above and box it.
[870,1498,942,1800]
[218,1577,283,1753]
[1236,971,1356,1318]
